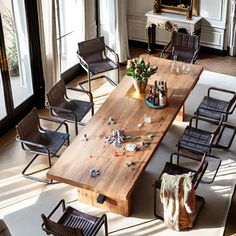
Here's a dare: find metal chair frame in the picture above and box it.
[77,37,119,92]
[195,87,236,122]
[176,115,236,183]
[16,108,70,184]
[41,199,108,236]
[161,31,200,64]
[46,80,94,135]
[153,152,208,225]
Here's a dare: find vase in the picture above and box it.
[133,78,148,94]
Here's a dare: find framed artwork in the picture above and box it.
[155,0,199,16]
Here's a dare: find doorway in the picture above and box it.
[0,0,41,137]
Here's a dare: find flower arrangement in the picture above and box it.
[126,57,158,81]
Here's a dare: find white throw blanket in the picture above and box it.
[160,172,195,231]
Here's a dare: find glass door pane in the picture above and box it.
[1,0,33,108]
[56,0,84,73]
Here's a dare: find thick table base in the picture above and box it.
[176,106,185,122]
[77,188,131,216]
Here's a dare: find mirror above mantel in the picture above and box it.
[154,0,199,17]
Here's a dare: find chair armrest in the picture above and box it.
[67,87,94,104]
[105,45,119,63]
[196,105,230,115]
[16,135,45,148]
[16,135,50,155]
[76,52,89,71]
[208,87,236,96]
[192,46,200,63]
[160,41,172,58]
[45,101,77,116]
[190,115,224,135]
[208,87,236,108]
[94,214,108,232]
[38,116,69,134]
[208,87,236,99]
[178,138,213,148]
[47,199,66,219]
[45,101,78,123]
[228,103,236,114]
[170,152,204,164]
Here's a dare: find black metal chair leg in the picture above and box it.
[192,195,205,226]
[153,181,164,220]
[103,75,117,87]
[215,123,236,149]
[103,214,108,236]
[201,155,221,184]
[22,154,53,184]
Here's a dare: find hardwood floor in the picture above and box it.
[0,45,236,235]
[129,45,236,77]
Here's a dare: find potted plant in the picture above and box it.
[126,57,158,93]
[6,40,19,77]
[3,9,19,77]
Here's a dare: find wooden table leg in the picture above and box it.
[147,24,156,54]
[176,105,185,122]
[77,188,131,216]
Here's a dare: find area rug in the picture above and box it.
[1,71,236,236]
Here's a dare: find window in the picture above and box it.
[55,0,84,73]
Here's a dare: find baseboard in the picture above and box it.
[128,40,229,56]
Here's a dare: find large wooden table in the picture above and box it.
[47,55,203,216]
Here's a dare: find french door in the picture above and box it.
[0,0,43,137]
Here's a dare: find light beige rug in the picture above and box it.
[0,71,236,236]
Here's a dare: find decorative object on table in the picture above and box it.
[126,161,135,167]
[145,80,168,108]
[171,54,180,74]
[89,169,100,177]
[105,129,125,148]
[147,133,155,139]
[107,116,116,125]
[125,85,147,100]
[181,62,190,74]
[125,135,137,140]
[126,57,158,94]
[137,123,143,128]
[80,134,88,141]
[125,143,138,152]
[141,140,151,147]
[144,113,152,123]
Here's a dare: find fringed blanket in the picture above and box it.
[160,172,195,231]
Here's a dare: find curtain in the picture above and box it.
[229,0,236,56]
[98,0,130,63]
[37,0,59,93]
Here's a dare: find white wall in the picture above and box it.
[127,0,230,50]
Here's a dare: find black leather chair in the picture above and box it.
[77,36,119,92]
[16,108,69,183]
[161,31,200,64]
[41,199,108,236]
[46,79,94,135]
[153,152,208,225]
[176,115,234,183]
[195,87,236,122]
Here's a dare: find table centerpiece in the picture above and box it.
[126,57,158,94]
